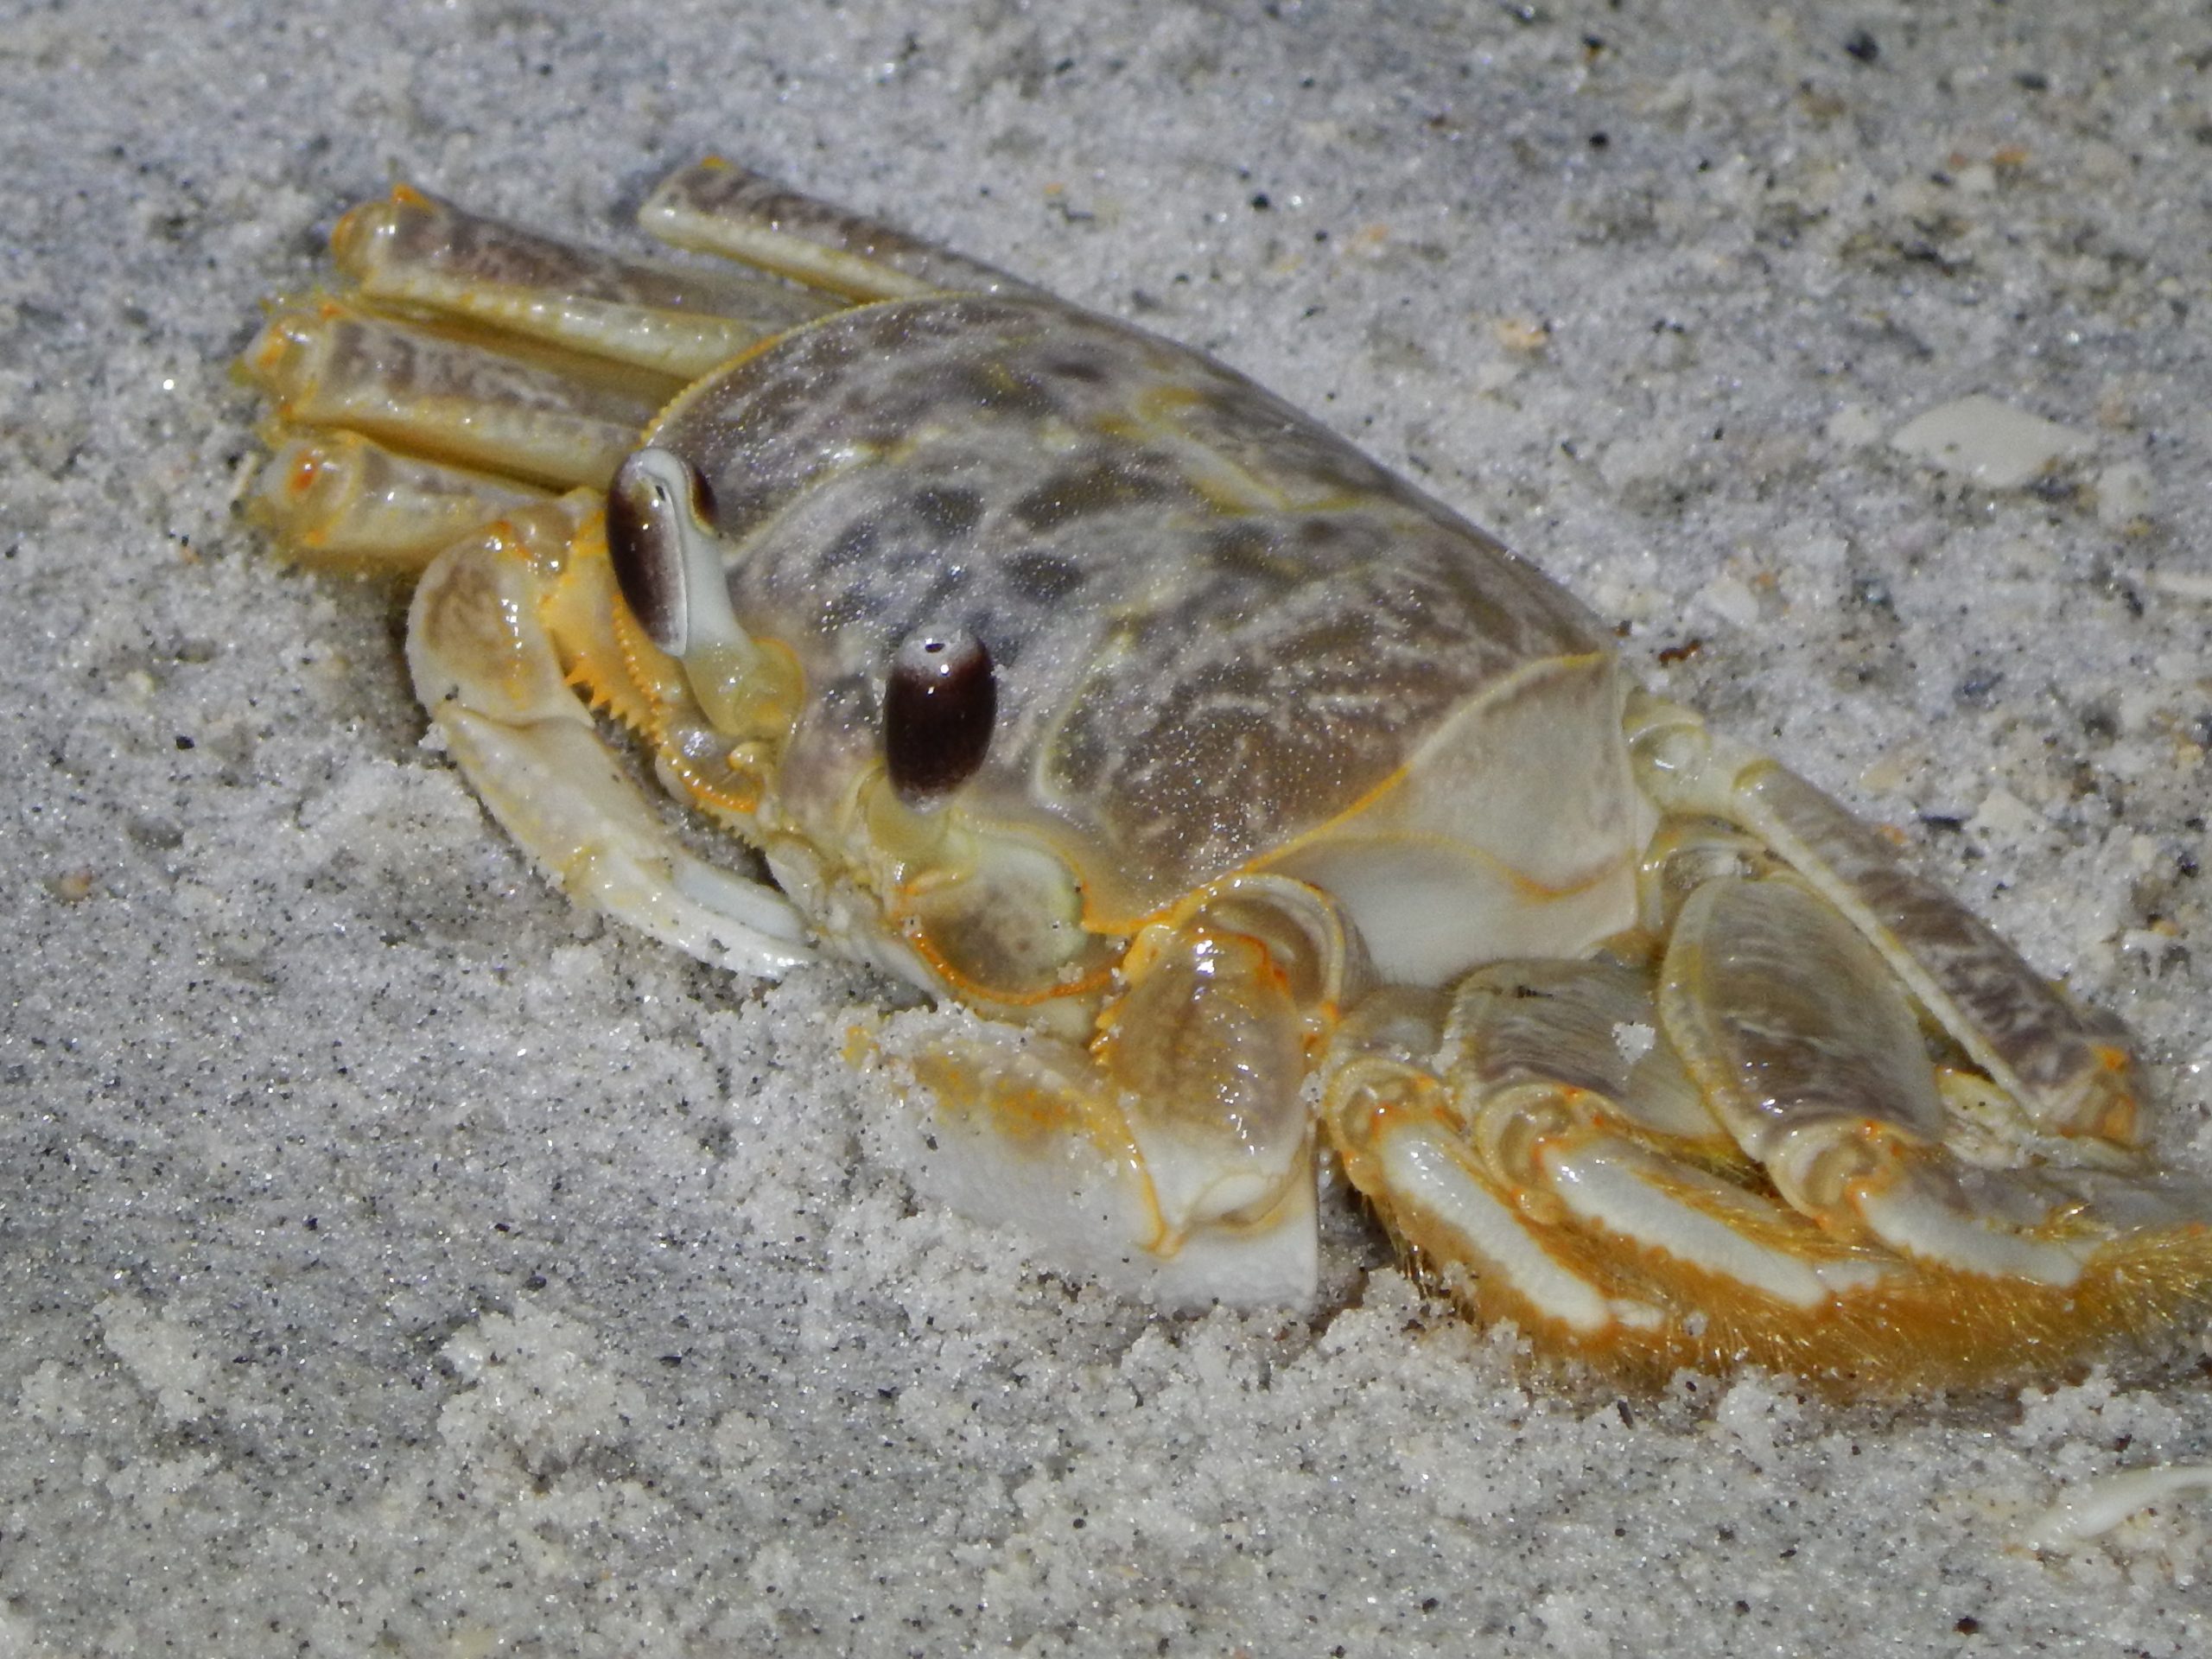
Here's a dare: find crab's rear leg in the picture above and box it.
[1630,696,2212,1296]
[1324,943,2208,1386]
[1632,692,2144,1148]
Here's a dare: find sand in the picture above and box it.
[4,1,2211,1652]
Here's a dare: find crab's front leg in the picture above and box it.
[237,179,854,977]
[887,875,1355,1306]
[405,490,811,977]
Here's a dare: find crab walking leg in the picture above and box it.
[246,430,552,575]
[1319,978,1869,1357]
[1325,952,2212,1383]
[639,159,1043,302]
[329,185,842,380]
[1322,991,1671,1344]
[1659,876,2113,1283]
[1440,962,1886,1313]
[241,306,658,490]
[1309,915,1707,1344]
[406,494,811,977]
[1630,693,2142,1147]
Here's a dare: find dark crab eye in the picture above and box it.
[885,628,996,805]
[607,447,719,655]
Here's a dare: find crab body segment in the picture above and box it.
[240,163,2211,1388]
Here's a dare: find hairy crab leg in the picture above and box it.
[1324,937,2209,1385]
[1321,998,1674,1346]
[1320,979,1845,1361]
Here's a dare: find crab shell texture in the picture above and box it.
[239,161,2212,1392]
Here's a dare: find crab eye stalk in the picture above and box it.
[885,628,996,806]
[607,446,721,657]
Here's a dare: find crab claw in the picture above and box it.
[880,878,1358,1308]
[883,1001,1321,1308]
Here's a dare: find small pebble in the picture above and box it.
[1889,395,2093,488]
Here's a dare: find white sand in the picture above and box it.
[5,2,2211,1652]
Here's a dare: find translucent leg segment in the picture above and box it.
[245,430,550,575]
[1659,875,2090,1284]
[888,1006,1321,1311]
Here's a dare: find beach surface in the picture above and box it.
[4,2,2211,1652]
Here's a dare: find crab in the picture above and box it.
[238,160,2211,1389]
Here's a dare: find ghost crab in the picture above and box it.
[238,162,2210,1389]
